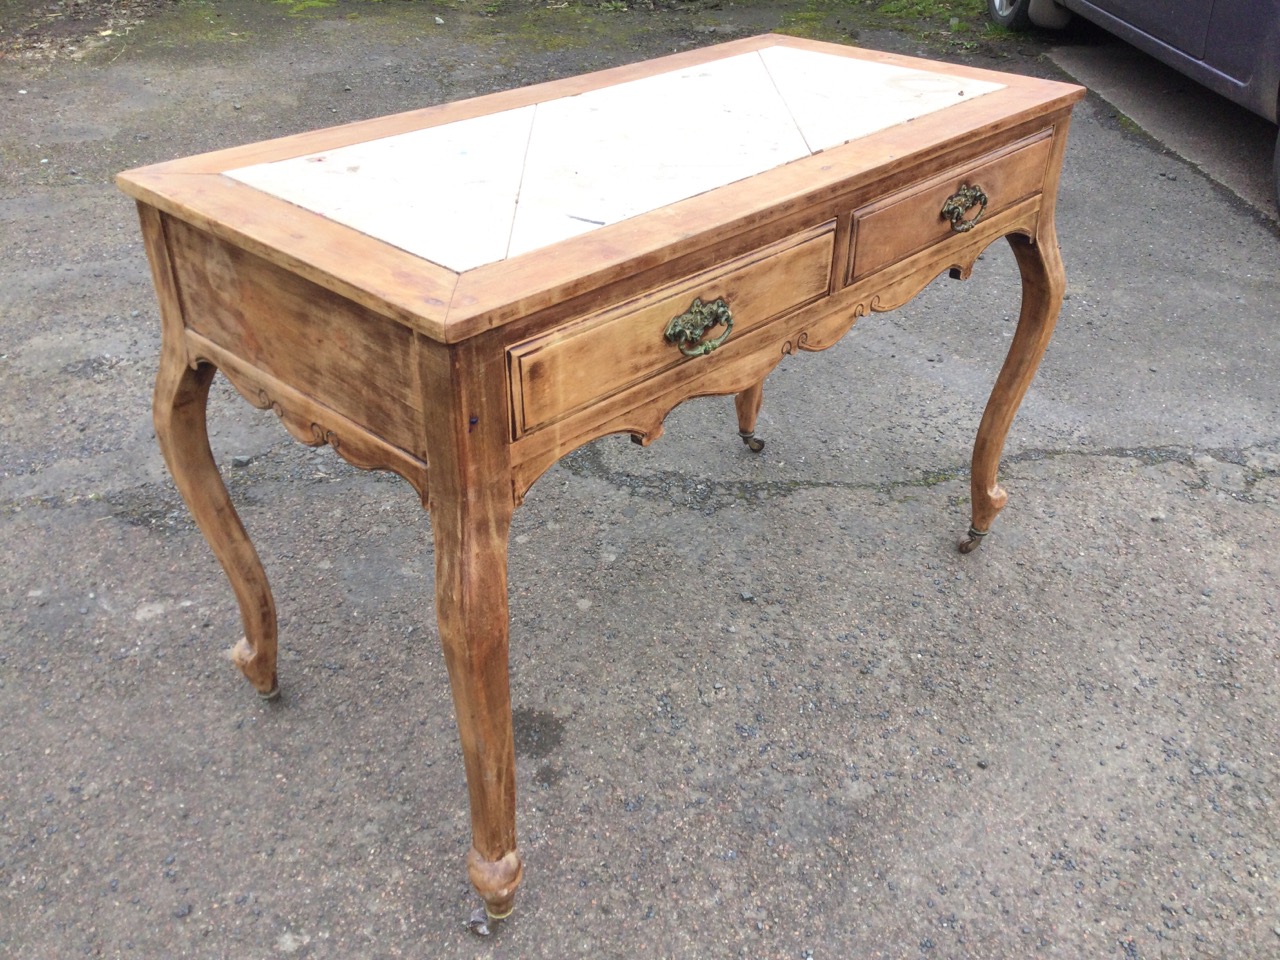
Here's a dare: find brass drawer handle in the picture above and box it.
[941,184,988,233]
[664,297,733,358]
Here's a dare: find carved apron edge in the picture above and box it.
[186,347,431,503]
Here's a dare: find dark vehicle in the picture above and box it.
[989,0,1280,204]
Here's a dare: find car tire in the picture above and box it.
[1027,0,1073,29]
[988,0,1035,31]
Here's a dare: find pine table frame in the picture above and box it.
[118,34,1084,931]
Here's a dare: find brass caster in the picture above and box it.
[464,847,520,934]
[739,430,765,453]
[957,526,987,554]
[258,684,281,701]
[467,905,509,937]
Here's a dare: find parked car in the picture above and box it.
[988,0,1280,206]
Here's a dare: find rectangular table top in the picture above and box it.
[117,35,1082,343]
[225,46,1003,272]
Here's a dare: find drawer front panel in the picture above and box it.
[848,130,1054,283]
[510,223,835,436]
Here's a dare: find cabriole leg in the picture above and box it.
[960,230,1064,553]
[421,339,524,934]
[153,353,279,696]
[432,480,523,934]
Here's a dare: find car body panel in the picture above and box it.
[1084,0,1215,58]
[1058,0,1280,121]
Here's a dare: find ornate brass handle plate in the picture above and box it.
[664,297,733,357]
[941,184,988,233]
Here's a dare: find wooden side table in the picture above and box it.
[118,34,1084,932]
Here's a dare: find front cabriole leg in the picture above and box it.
[434,483,523,933]
[421,337,524,933]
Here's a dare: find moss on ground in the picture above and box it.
[777,0,996,47]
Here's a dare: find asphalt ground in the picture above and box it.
[2,3,1278,958]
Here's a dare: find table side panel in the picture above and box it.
[184,330,431,502]
[162,215,428,462]
[848,129,1055,283]
[508,223,835,437]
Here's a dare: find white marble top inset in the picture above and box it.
[227,48,1003,272]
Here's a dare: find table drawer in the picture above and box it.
[847,130,1054,283]
[509,222,836,436]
